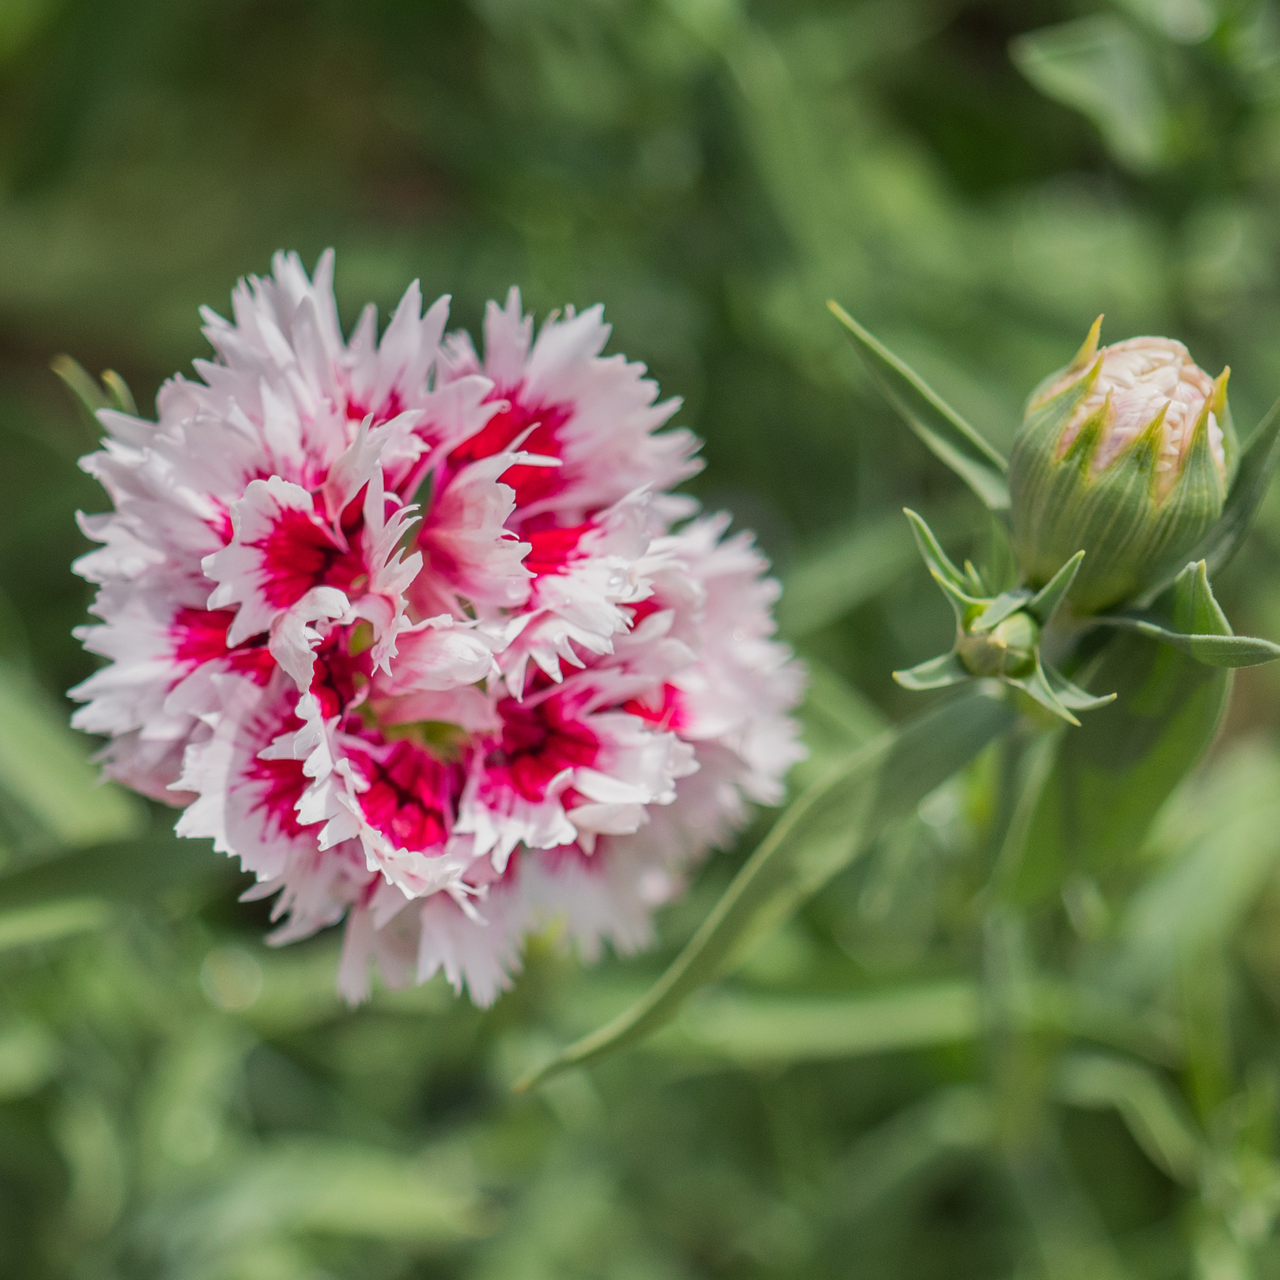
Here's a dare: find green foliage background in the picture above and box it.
[6,0,1280,1276]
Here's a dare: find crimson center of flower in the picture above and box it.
[486,696,599,803]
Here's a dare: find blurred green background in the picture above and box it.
[8,0,1280,1276]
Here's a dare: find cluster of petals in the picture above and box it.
[1050,336,1225,492]
[71,251,805,1004]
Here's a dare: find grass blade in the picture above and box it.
[0,664,143,849]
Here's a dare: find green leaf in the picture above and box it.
[1026,550,1085,626]
[1096,616,1280,667]
[100,369,136,415]
[903,508,970,591]
[0,1022,60,1100]
[962,557,989,596]
[644,978,1182,1068]
[903,508,989,623]
[1011,16,1173,173]
[514,684,1016,1090]
[1014,633,1229,898]
[898,520,1113,723]
[1042,661,1117,713]
[1117,744,1280,992]
[0,831,228,910]
[778,510,916,638]
[1055,1052,1201,1184]
[1099,562,1280,667]
[160,1139,490,1248]
[656,983,980,1064]
[893,653,970,691]
[1005,655,1117,726]
[1006,658,1085,726]
[0,663,144,851]
[0,897,111,952]
[829,303,1010,511]
[778,498,970,638]
[49,354,108,423]
[1173,559,1229,637]
[792,658,887,789]
[971,589,1033,633]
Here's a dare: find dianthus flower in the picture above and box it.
[71,251,805,1002]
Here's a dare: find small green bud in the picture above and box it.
[895,511,1114,724]
[1010,319,1236,615]
[957,610,1040,678]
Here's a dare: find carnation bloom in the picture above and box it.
[71,251,805,1003]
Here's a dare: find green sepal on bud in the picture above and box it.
[893,510,1116,726]
[1009,319,1236,616]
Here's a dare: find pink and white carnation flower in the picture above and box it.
[71,250,806,1004]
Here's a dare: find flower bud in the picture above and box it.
[1009,320,1235,615]
[957,610,1040,679]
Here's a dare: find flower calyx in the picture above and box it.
[893,510,1115,726]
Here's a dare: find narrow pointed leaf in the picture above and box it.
[903,509,969,591]
[1042,661,1116,712]
[0,898,112,953]
[50,354,108,422]
[0,831,227,910]
[1055,1053,1201,1184]
[930,570,983,619]
[1174,559,1228,636]
[514,685,1016,1091]
[1015,619,1232,899]
[791,659,888,790]
[1005,661,1080,726]
[780,497,973,638]
[0,663,144,850]
[831,303,1010,511]
[1099,561,1280,667]
[100,369,137,415]
[658,983,981,1063]
[651,982,1180,1067]
[971,589,1032,633]
[893,653,970,691]
[1117,744,1280,991]
[1026,551,1085,626]
[1094,616,1280,667]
